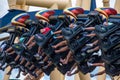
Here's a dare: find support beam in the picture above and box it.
[113,75,120,80]
[103,0,110,8]
[50,68,65,80]
[75,0,82,7]
[8,0,17,9]
[3,66,11,80]
[74,73,80,80]
[8,0,29,10]
[78,71,91,80]
[97,67,106,80]
[16,0,72,10]
[114,0,120,13]
[76,0,91,10]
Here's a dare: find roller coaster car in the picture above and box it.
[10,23,43,76]
[95,15,120,76]
[59,11,103,74]
[0,25,31,77]
[34,15,73,74]
[0,25,28,65]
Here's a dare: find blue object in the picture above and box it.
[0,9,63,28]
[90,0,96,11]
[0,9,26,28]
[0,0,98,28]
[0,18,1,27]
[0,9,90,28]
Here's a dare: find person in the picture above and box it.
[1,12,43,80]
[5,12,31,54]
[95,8,118,80]
[52,7,92,80]
[0,13,31,80]
[52,7,84,64]
[24,9,56,80]
[84,8,118,80]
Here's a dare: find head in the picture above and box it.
[11,13,30,27]
[35,9,55,27]
[95,8,117,23]
[63,7,84,23]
